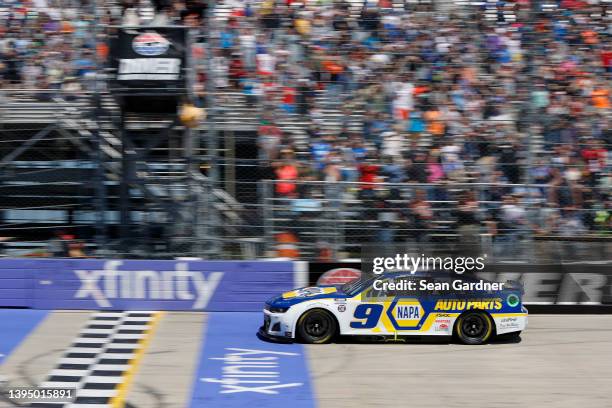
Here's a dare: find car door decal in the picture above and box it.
[349,304,384,328]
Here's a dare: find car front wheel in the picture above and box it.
[297,309,337,344]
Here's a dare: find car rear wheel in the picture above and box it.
[455,311,493,345]
[297,309,337,344]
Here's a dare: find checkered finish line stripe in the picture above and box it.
[31,311,161,408]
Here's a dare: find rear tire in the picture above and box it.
[297,309,337,344]
[455,311,494,345]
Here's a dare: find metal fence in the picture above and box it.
[262,180,611,259]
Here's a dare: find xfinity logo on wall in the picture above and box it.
[203,348,303,394]
[132,32,170,56]
[74,260,223,308]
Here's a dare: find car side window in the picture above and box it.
[363,277,397,301]
[368,277,389,300]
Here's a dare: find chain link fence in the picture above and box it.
[262,180,611,259]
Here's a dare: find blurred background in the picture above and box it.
[0,0,610,262]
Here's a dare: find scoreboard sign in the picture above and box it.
[109,26,187,95]
[118,58,181,81]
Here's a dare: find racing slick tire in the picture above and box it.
[296,308,337,344]
[455,311,494,345]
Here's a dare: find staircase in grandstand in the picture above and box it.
[0,90,252,257]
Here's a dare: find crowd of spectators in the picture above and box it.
[210,0,612,239]
[0,0,102,99]
[1,0,611,241]
[0,0,207,99]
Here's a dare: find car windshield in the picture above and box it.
[341,275,377,296]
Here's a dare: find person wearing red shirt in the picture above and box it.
[281,86,296,113]
[581,139,607,174]
[358,162,380,190]
[275,153,299,198]
[601,47,612,73]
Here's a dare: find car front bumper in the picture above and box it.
[259,309,295,341]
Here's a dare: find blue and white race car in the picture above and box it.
[260,272,527,345]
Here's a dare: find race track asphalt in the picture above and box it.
[306,315,612,408]
[1,313,610,408]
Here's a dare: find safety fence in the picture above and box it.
[0,175,608,260]
[262,180,611,259]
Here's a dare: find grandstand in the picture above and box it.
[0,0,610,259]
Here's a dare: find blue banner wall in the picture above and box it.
[0,259,295,311]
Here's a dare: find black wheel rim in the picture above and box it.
[304,312,331,338]
[462,314,486,338]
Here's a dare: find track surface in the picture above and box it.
[307,315,612,408]
[1,313,611,408]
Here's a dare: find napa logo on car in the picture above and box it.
[390,300,424,328]
[132,32,170,56]
[396,305,420,320]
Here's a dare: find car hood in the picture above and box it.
[266,285,349,307]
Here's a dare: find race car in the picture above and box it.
[260,272,527,345]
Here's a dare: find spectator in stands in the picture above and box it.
[499,194,528,242]
[47,230,72,257]
[454,191,482,251]
[558,206,588,235]
[406,189,433,243]
[357,152,380,200]
[274,149,298,199]
[258,118,282,161]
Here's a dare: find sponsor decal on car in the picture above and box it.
[387,300,425,328]
[395,305,420,320]
[282,287,337,299]
[434,317,452,332]
[506,294,520,307]
[337,304,346,312]
[433,298,502,311]
[499,317,520,330]
[132,32,170,56]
